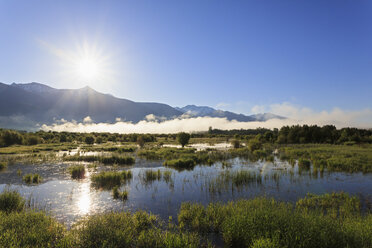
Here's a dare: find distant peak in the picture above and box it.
[11,82,56,94]
[80,85,94,90]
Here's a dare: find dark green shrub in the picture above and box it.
[84,136,95,145]
[231,139,240,149]
[247,139,262,152]
[177,132,190,148]
[0,130,23,147]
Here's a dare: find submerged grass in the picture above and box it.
[208,170,262,194]
[140,169,174,185]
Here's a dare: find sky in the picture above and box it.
[1,0,372,116]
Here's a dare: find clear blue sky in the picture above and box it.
[1,0,371,114]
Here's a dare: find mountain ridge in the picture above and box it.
[0,82,285,130]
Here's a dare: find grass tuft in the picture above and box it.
[91,170,133,189]
[0,162,7,171]
[68,165,85,179]
[0,189,25,213]
[23,173,42,184]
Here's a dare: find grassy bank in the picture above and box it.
[178,192,372,248]
[65,154,135,165]
[0,189,371,248]
[279,144,372,173]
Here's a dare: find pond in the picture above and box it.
[1,153,372,227]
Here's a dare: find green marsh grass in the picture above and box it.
[162,170,173,183]
[112,186,129,200]
[91,170,132,189]
[296,192,361,217]
[178,194,372,248]
[144,169,162,181]
[65,154,135,165]
[164,158,196,170]
[72,211,200,248]
[0,211,69,248]
[81,145,136,153]
[140,169,174,185]
[0,142,78,155]
[207,170,263,195]
[298,158,311,169]
[250,238,279,248]
[279,144,372,173]
[0,189,371,248]
[137,147,196,160]
[0,161,7,171]
[68,165,85,179]
[23,173,42,184]
[0,189,25,213]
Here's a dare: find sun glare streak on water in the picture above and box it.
[76,170,91,215]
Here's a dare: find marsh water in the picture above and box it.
[1,147,372,227]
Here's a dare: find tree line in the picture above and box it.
[1,125,371,148]
[209,125,372,144]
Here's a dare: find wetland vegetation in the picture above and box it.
[0,190,371,248]
[91,170,133,189]
[1,125,372,247]
[22,173,42,184]
[68,165,86,179]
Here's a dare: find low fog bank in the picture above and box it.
[41,105,372,133]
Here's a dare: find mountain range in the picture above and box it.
[0,82,284,130]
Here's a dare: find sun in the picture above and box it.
[75,56,100,81]
[41,38,116,88]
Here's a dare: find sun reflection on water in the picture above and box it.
[76,170,91,215]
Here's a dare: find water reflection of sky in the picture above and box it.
[1,157,372,227]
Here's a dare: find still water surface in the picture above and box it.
[1,153,371,227]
